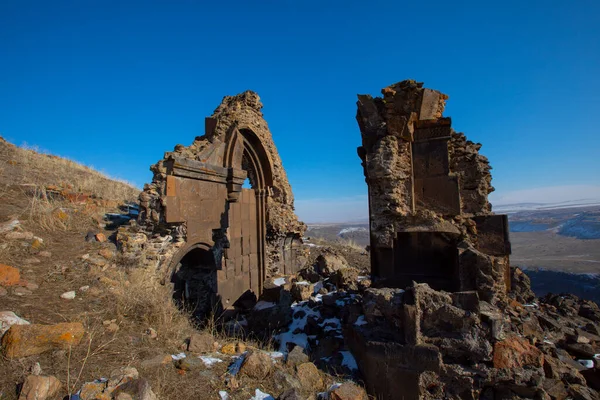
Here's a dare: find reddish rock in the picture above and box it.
[18,375,61,400]
[330,382,369,400]
[2,322,85,358]
[95,233,107,242]
[493,336,544,369]
[0,264,20,286]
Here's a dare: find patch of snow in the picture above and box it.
[340,351,358,370]
[273,277,286,286]
[304,243,320,248]
[254,301,276,311]
[250,389,275,400]
[354,315,368,326]
[578,359,595,369]
[269,351,285,361]
[276,300,321,352]
[524,302,538,308]
[0,311,30,336]
[295,281,310,286]
[219,391,229,400]
[171,353,186,361]
[357,275,369,281]
[199,356,223,367]
[338,227,367,235]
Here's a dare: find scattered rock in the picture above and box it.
[188,332,216,353]
[0,311,30,336]
[145,328,157,339]
[241,351,273,380]
[5,231,33,240]
[329,382,368,400]
[0,287,7,296]
[140,354,171,369]
[18,375,61,400]
[13,287,32,296]
[79,285,90,292]
[175,357,204,371]
[25,282,39,291]
[2,322,85,358]
[0,264,20,286]
[295,362,323,391]
[95,233,107,242]
[493,336,544,369]
[0,219,20,234]
[291,282,313,302]
[315,252,348,276]
[38,251,52,258]
[23,258,40,265]
[98,248,114,259]
[287,345,309,367]
[60,290,76,300]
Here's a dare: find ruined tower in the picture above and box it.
[356,80,511,302]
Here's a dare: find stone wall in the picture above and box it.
[118,91,306,310]
[356,80,510,303]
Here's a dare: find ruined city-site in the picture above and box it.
[108,81,599,399]
[1,80,600,400]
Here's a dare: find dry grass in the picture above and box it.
[105,267,196,350]
[0,137,139,203]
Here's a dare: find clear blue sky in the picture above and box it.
[1,0,599,222]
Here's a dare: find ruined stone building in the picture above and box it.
[119,92,306,319]
[356,80,511,302]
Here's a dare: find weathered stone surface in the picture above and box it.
[187,332,216,353]
[0,311,30,336]
[493,337,544,369]
[18,375,61,400]
[0,264,20,286]
[286,345,309,367]
[510,266,536,303]
[240,351,272,380]
[119,91,306,319]
[330,268,359,291]
[2,322,84,358]
[295,362,323,391]
[315,252,348,276]
[356,80,509,300]
[329,382,368,400]
[291,282,313,302]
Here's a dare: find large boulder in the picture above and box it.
[2,322,84,358]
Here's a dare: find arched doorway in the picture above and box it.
[171,244,219,323]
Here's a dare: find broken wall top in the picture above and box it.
[141,91,305,239]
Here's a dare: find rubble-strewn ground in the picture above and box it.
[0,138,367,400]
[3,137,600,400]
